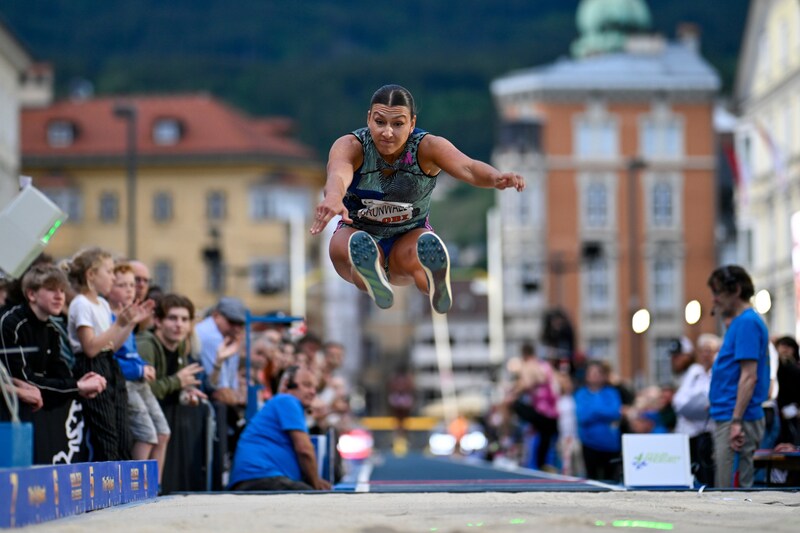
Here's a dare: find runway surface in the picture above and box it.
[15,452,800,532]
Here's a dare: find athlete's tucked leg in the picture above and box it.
[330,226,394,309]
[388,229,452,314]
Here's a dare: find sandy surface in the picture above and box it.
[17,490,800,533]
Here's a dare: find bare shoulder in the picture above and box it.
[419,133,468,174]
[329,134,364,162]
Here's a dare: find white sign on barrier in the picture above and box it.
[622,433,692,488]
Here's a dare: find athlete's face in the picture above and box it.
[367,104,416,160]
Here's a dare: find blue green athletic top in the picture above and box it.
[343,127,439,239]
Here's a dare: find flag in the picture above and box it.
[755,119,789,192]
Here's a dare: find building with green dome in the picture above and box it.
[573,0,653,58]
[490,0,721,386]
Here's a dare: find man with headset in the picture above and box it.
[228,365,331,491]
[707,265,770,488]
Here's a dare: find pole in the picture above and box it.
[432,312,458,425]
[487,208,505,366]
[289,213,306,317]
[114,102,138,259]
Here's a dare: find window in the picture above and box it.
[43,187,83,222]
[206,261,225,294]
[520,261,541,293]
[654,338,675,386]
[586,258,610,312]
[251,258,290,295]
[641,118,683,159]
[587,338,611,361]
[153,192,173,222]
[575,118,618,159]
[153,261,173,292]
[47,120,77,147]
[585,181,608,228]
[99,192,119,223]
[250,185,310,221]
[780,20,789,71]
[652,258,675,312]
[652,182,673,227]
[152,118,182,145]
[206,191,226,221]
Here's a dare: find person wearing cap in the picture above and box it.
[669,336,695,387]
[195,297,245,398]
[194,296,246,490]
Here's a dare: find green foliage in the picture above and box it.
[1,0,749,265]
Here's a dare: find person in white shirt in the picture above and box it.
[672,333,721,487]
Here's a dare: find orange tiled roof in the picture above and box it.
[21,93,315,160]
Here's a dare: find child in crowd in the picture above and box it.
[0,264,107,463]
[64,247,153,461]
[108,262,170,483]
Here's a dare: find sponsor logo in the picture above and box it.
[632,452,681,470]
[102,476,115,492]
[27,486,47,506]
[131,467,140,491]
[70,472,83,501]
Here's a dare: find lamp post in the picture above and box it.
[627,157,647,383]
[113,102,138,259]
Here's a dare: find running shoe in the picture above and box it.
[416,232,452,314]
[348,231,394,309]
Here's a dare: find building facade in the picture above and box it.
[491,0,720,385]
[0,20,31,209]
[21,93,324,315]
[734,0,800,338]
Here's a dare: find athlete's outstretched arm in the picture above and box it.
[420,134,525,192]
[310,135,362,235]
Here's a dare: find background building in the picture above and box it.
[734,0,800,338]
[0,19,32,208]
[21,92,324,315]
[491,0,720,385]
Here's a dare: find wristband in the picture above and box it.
[731,417,743,424]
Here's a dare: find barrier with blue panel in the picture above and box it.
[0,460,157,528]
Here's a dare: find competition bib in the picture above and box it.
[356,199,414,224]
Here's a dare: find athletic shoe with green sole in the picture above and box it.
[348,231,394,309]
[417,232,452,314]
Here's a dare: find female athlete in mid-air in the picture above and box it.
[310,84,525,314]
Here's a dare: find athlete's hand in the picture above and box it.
[495,172,525,192]
[310,196,352,236]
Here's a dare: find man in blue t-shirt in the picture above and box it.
[707,265,769,488]
[228,365,331,491]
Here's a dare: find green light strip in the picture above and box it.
[595,519,674,530]
[41,219,63,244]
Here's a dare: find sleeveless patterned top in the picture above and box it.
[343,127,438,239]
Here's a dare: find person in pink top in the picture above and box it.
[505,342,559,470]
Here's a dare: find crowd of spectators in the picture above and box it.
[485,326,800,487]
[0,248,355,493]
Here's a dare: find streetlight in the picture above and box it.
[685,300,702,325]
[632,308,651,334]
[754,289,772,315]
[113,102,138,259]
